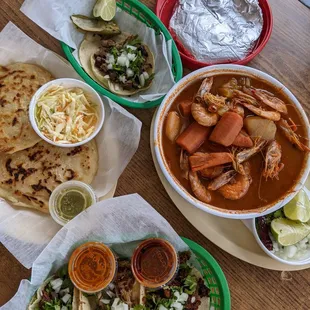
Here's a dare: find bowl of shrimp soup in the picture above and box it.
[154,64,310,219]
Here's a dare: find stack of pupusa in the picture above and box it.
[0,63,98,213]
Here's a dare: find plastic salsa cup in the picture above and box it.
[69,242,117,293]
[49,180,97,226]
[131,238,179,289]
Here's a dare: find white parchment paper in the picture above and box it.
[0,22,142,268]
[21,0,175,103]
[2,194,189,310]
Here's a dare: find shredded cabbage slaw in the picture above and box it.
[35,86,98,144]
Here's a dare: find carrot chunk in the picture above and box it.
[179,100,192,117]
[232,130,253,148]
[189,152,233,172]
[176,122,210,154]
[209,112,243,146]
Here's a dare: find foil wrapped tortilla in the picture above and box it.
[169,0,263,64]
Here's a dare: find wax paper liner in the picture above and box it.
[21,0,175,103]
[0,22,141,268]
[2,194,192,310]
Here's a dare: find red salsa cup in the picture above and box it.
[69,242,117,294]
[131,238,179,289]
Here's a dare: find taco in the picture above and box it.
[79,33,155,96]
[28,265,76,310]
[74,258,144,310]
[77,253,209,310]
[142,251,210,310]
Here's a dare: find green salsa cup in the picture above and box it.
[49,180,97,226]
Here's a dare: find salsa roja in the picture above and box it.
[131,238,179,288]
[69,241,116,293]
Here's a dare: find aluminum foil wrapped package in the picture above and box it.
[170,0,263,64]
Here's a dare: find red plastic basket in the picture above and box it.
[155,0,273,70]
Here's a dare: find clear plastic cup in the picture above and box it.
[69,242,117,294]
[131,238,179,289]
[49,180,97,226]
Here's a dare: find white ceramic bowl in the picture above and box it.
[29,78,105,147]
[154,64,310,219]
[251,216,310,266]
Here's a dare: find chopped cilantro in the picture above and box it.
[184,275,198,295]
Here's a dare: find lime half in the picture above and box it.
[93,0,116,21]
[57,189,88,221]
[271,218,310,246]
[284,189,310,223]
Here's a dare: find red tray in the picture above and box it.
[155,0,273,70]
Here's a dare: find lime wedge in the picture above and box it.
[284,189,310,222]
[93,0,116,21]
[271,218,310,246]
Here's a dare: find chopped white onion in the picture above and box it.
[126,68,134,78]
[174,291,180,298]
[112,298,120,308]
[59,288,70,297]
[106,54,115,64]
[125,59,130,68]
[61,293,71,304]
[126,45,137,50]
[139,74,145,87]
[114,84,120,91]
[171,301,183,310]
[104,75,110,79]
[51,278,63,291]
[106,290,116,298]
[179,293,189,303]
[284,245,298,258]
[127,53,136,61]
[100,299,111,305]
[107,64,113,70]
[119,76,127,83]
[117,56,127,66]
[143,71,149,79]
[54,286,62,294]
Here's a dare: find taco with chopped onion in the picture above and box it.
[28,265,76,310]
[82,253,209,310]
[75,258,144,310]
[141,251,210,310]
[79,33,155,96]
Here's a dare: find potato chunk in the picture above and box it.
[244,116,277,141]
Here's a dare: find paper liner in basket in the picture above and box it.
[21,0,175,103]
[2,194,192,310]
[0,22,141,268]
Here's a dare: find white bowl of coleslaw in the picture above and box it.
[29,78,104,147]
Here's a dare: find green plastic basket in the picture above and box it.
[28,237,229,309]
[182,237,231,310]
[61,0,183,109]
